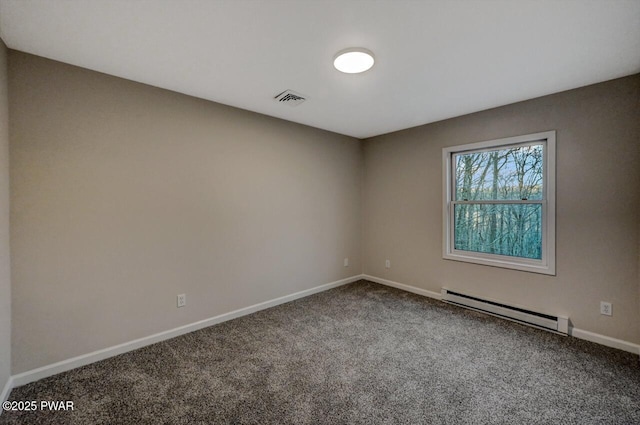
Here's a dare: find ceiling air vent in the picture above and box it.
[274,90,307,106]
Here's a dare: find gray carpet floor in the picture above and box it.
[1,280,639,424]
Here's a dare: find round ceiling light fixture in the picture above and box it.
[333,48,375,74]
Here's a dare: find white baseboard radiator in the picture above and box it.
[441,288,569,335]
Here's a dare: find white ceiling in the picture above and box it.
[1,0,639,139]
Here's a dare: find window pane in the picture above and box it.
[454,203,542,259]
[454,144,544,201]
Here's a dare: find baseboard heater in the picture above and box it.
[441,288,569,335]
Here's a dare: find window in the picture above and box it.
[442,131,555,275]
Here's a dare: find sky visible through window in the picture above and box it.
[454,144,543,201]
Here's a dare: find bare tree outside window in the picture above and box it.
[453,144,543,259]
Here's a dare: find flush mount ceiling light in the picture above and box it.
[333,48,375,74]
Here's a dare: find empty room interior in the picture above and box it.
[0,1,639,424]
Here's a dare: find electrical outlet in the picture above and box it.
[177,294,186,308]
[344,258,349,267]
[385,259,391,269]
[600,301,612,316]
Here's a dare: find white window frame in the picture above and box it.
[442,131,556,275]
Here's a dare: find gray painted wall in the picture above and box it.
[363,74,640,344]
[5,48,640,376]
[0,39,11,394]
[9,52,362,373]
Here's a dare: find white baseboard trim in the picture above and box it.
[570,327,640,355]
[363,274,639,356]
[10,274,638,389]
[362,274,442,300]
[1,376,14,411]
[11,274,365,388]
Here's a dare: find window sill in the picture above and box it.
[443,251,556,276]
